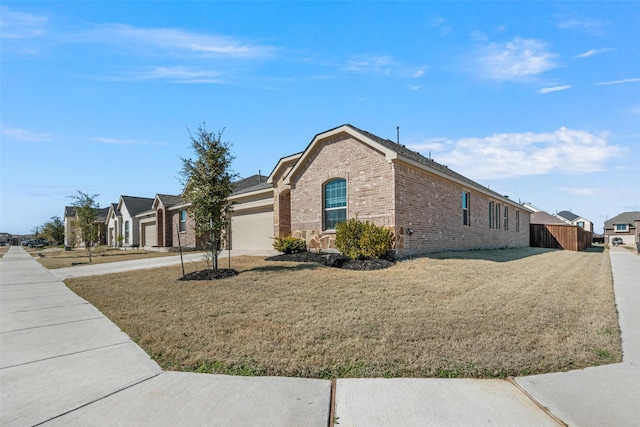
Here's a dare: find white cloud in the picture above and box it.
[345,54,396,75]
[344,54,425,79]
[0,6,47,39]
[92,137,148,145]
[83,24,275,58]
[576,48,613,58]
[411,128,621,180]
[558,18,603,33]
[140,66,223,83]
[1,125,51,142]
[473,38,558,82]
[596,78,640,86]
[537,85,571,94]
[556,187,596,196]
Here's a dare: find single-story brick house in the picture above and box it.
[263,124,530,255]
[604,211,640,245]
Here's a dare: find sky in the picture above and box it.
[1,1,638,235]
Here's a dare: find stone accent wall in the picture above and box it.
[393,162,530,254]
[289,134,396,250]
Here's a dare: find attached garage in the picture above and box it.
[230,207,274,250]
[141,222,157,247]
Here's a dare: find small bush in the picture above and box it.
[273,236,307,254]
[336,218,392,260]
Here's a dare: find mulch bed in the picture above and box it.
[266,252,395,270]
[179,269,239,281]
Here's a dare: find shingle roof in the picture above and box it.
[604,211,640,228]
[231,174,271,196]
[120,196,154,216]
[95,207,110,222]
[64,206,76,218]
[531,211,569,225]
[556,210,580,222]
[156,194,184,208]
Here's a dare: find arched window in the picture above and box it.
[324,179,346,230]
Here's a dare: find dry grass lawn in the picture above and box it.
[34,246,181,269]
[65,247,621,379]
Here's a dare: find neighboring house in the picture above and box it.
[105,196,154,247]
[105,203,121,247]
[262,124,530,255]
[529,210,592,251]
[63,206,108,247]
[604,211,640,245]
[554,210,593,232]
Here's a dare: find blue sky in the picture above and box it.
[1,1,638,235]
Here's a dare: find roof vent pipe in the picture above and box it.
[396,126,400,144]
[259,170,262,181]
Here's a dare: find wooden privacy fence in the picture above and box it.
[530,224,593,251]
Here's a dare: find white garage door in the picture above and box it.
[230,208,274,250]
[143,223,157,247]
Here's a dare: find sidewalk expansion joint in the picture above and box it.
[3,301,90,314]
[0,340,134,370]
[32,371,164,426]
[0,316,105,334]
[507,377,568,426]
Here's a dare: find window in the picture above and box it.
[503,206,509,231]
[577,221,585,229]
[124,221,130,244]
[324,179,346,230]
[495,203,501,230]
[462,191,471,226]
[489,201,494,229]
[515,210,520,232]
[179,210,187,232]
[616,224,628,232]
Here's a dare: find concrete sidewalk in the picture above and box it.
[1,245,638,426]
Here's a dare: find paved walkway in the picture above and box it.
[1,246,638,426]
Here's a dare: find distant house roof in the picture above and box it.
[64,205,110,223]
[531,211,569,225]
[556,210,580,222]
[156,194,184,208]
[605,211,640,228]
[95,207,110,222]
[119,196,154,216]
[231,174,271,196]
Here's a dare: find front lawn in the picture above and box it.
[65,247,622,379]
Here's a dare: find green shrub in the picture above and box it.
[335,218,392,260]
[273,236,307,254]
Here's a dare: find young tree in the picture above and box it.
[68,190,100,262]
[179,123,236,270]
[41,215,65,245]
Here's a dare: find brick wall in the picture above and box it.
[169,208,201,248]
[289,134,395,250]
[394,162,530,254]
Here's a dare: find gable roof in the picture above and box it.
[556,210,580,222]
[118,196,154,216]
[605,211,640,228]
[64,205,109,223]
[284,124,521,208]
[531,211,570,225]
[154,194,184,209]
[231,174,271,196]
